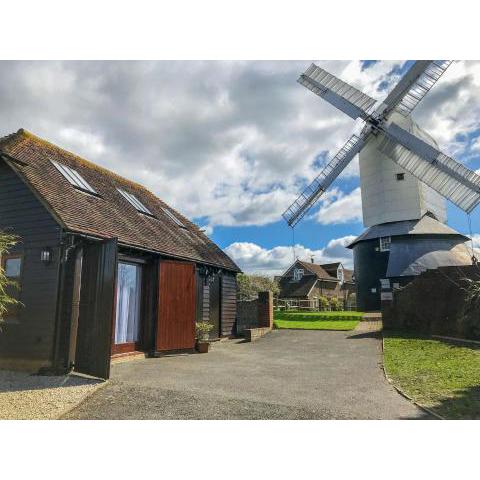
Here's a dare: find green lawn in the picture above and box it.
[273,311,363,331]
[383,332,480,419]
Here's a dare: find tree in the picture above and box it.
[0,232,20,325]
[237,273,279,301]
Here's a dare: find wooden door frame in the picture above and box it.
[111,259,145,356]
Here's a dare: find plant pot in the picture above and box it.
[196,340,210,353]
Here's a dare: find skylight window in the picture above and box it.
[51,160,97,195]
[117,189,153,215]
[162,207,186,228]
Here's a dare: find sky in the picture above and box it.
[1,60,480,275]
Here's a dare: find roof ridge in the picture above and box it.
[3,128,155,198]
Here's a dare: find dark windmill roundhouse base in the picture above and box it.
[348,214,472,312]
[0,129,240,379]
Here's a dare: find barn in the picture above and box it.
[0,129,240,379]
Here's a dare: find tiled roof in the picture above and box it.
[0,129,240,272]
[278,276,317,298]
[342,269,354,283]
[296,260,338,281]
[319,262,354,284]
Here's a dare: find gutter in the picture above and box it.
[65,230,241,273]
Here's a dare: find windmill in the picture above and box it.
[283,61,479,311]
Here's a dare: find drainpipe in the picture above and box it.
[67,246,83,369]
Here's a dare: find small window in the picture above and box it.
[396,173,405,181]
[293,268,304,281]
[162,207,186,228]
[379,236,391,252]
[337,267,344,283]
[117,189,153,216]
[51,160,97,195]
[4,256,22,278]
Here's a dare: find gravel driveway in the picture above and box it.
[0,370,104,419]
[64,328,429,420]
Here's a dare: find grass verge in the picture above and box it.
[383,331,480,419]
[274,319,359,331]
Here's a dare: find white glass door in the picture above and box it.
[114,262,142,345]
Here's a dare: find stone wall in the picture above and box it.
[382,265,480,340]
[236,291,273,336]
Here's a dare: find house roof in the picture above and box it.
[278,275,318,298]
[320,262,354,284]
[347,214,468,248]
[296,260,338,281]
[0,129,240,272]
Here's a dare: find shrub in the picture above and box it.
[195,321,213,341]
[318,296,329,310]
[461,278,480,338]
[0,232,20,327]
[329,297,342,311]
[237,273,279,301]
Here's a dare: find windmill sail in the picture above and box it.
[298,64,377,120]
[379,123,480,213]
[282,134,368,227]
[381,60,452,117]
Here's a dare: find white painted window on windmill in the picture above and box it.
[379,236,391,252]
[293,268,304,281]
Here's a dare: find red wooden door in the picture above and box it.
[156,260,196,351]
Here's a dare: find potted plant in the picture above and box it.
[195,321,213,353]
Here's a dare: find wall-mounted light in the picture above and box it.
[40,247,52,264]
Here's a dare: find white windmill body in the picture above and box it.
[283,61,477,311]
[359,111,447,227]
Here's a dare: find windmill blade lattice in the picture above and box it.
[298,64,377,120]
[378,124,480,213]
[282,133,368,227]
[381,60,452,117]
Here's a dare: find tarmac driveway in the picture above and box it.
[64,328,428,420]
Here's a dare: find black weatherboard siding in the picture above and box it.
[352,239,389,311]
[0,159,62,366]
[221,273,237,337]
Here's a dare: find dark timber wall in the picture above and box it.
[221,273,237,336]
[352,239,389,311]
[0,160,62,369]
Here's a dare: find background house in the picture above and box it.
[277,259,355,306]
[0,129,240,379]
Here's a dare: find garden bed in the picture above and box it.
[274,311,363,331]
[383,332,480,419]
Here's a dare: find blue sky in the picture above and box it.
[1,60,479,275]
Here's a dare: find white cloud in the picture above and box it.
[224,234,356,276]
[314,187,362,225]
[0,60,478,229]
[198,224,213,236]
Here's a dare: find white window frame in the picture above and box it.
[162,207,186,228]
[379,236,391,252]
[293,268,304,281]
[117,188,153,216]
[337,265,344,284]
[51,160,97,195]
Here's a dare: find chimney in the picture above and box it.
[311,255,315,264]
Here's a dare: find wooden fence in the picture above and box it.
[274,297,357,312]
